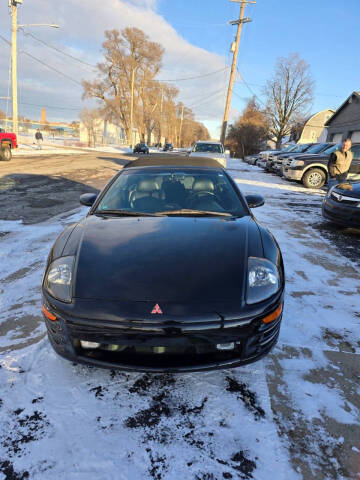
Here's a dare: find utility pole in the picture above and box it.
[129,67,135,149]
[159,85,164,145]
[178,104,184,147]
[10,0,20,138]
[9,0,59,138]
[220,0,255,145]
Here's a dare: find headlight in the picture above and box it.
[44,256,74,302]
[246,257,280,304]
[291,160,304,167]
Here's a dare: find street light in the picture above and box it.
[9,0,59,137]
[18,23,60,28]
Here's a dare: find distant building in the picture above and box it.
[325,91,360,143]
[290,109,335,144]
[0,118,77,137]
[79,118,128,147]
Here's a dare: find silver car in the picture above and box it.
[189,141,226,167]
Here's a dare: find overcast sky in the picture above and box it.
[0,0,359,139]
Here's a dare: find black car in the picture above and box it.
[322,181,360,227]
[133,143,149,154]
[42,156,285,372]
[163,143,174,151]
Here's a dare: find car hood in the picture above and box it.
[334,181,360,199]
[289,153,328,161]
[72,215,262,303]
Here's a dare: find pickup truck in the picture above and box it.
[283,143,360,188]
[0,128,17,161]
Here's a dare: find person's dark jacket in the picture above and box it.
[327,149,353,179]
[35,131,43,140]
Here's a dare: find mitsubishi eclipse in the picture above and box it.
[42,156,285,372]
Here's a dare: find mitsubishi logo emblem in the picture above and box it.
[151,304,163,314]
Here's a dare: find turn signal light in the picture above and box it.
[42,305,57,322]
[262,304,283,324]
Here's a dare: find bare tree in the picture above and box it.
[83,28,164,144]
[226,96,269,158]
[264,53,314,148]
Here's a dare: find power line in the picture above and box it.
[149,66,230,83]
[189,89,224,109]
[19,101,82,111]
[21,30,97,71]
[0,34,82,86]
[236,67,267,107]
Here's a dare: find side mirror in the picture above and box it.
[245,194,265,208]
[80,193,97,207]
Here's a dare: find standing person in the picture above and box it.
[327,138,353,190]
[35,128,43,150]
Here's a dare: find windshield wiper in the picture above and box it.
[94,209,161,217]
[158,209,233,217]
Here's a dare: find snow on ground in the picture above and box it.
[13,144,88,156]
[0,159,359,479]
[13,144,166,156]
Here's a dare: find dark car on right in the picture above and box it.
[265,143,315,172]
[283,143,360,189]
[163,143,174,151]
[322,181,360,227]
[272,143,334,176]
[134,143,149,154]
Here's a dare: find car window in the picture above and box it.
[305,143,329,154]
[193,143,223,154]
[323,143,341,155]
[351,145,360,160]
[96,169,246,216]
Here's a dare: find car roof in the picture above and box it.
[123,155,224,169]
[194,140,223,145]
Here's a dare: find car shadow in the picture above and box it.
[0,173,99,224]
[96,156,133,167]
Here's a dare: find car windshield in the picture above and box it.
[96,168,246,217]
[193,143,223,154]
[304,143,329,154]
[323,143,342,155]
[291,144,312,153]
[281,145,294,152]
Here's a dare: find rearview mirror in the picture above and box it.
[80,193,97,207]
[245,194,265,208]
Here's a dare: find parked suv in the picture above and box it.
[266,143,315,172]
[272,143,334,176]
[283,143,360,188]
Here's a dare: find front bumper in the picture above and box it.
[283,169,303,181]
[322,198,360,227]
[42,293,284,373]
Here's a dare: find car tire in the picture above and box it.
[0,146,11,161]
[302,168,326,189]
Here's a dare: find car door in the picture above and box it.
[348,144,360,179]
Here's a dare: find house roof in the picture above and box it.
[325,91,360,126]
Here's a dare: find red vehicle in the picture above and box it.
[0,128,17,161]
